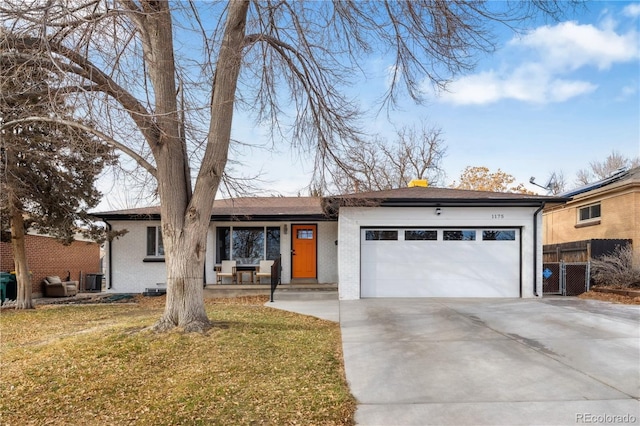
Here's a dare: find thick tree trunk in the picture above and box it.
[9,195,33,309]
[134,2,209,332]
[144,1,249,332]
[153,233,209,332]
[135,0,250,332]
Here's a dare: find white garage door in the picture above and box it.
[361,228,521,297]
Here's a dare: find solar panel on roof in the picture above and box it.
[559,169,629,198]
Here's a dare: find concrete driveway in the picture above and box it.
[340,298,640,426]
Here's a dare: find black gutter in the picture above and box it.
[519,228,523,298]
[94,214,161,221]
[105,220,113,289]
[95,214,332,222]
[211,214,333,222]
[532,203,546,297]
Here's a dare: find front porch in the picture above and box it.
[203,282,338,299]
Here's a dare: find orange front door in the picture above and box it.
[292,224,317,279]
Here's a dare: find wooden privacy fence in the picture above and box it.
[543,239,631,263]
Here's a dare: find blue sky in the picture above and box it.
[230,1,640,196]
[95,1,639,209]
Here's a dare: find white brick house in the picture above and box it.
[96,187,565,299]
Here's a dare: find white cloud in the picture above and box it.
[623,3,640,17]
[548,79,598,102]
[514,21,639,71]
[616,83,638,101]
[432,18,638,106]
[437,72,501,105]
[437,69,596,105]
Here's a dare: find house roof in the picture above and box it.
[558,167,640,198]
[323,186,567,212]
[94,197,327,221]
[94,187,567,221]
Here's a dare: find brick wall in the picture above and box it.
[0,234,101,296]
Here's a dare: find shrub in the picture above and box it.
[591,245,640,288]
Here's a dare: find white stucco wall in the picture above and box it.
[105,220,168,293]
[337,206,543,300]
[104,219,338,293]
[317,221,339,283]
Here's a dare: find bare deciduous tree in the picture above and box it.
[324,123,446,193]
[0,0,576,331]
[576,150,640,185]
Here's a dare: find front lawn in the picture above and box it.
[0,296,355,425]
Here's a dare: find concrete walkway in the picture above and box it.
[268,297,640,426]
[265,298,340,322]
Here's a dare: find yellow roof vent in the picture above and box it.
[408,179,428,188]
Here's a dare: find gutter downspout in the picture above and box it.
[533,203,546,297]
[105,221,113,289]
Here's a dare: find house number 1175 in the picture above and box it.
[491,214,504,219]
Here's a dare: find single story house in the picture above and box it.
[543,166,639,266]
[95,186,566,300]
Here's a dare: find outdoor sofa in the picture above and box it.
[43,276,78,297]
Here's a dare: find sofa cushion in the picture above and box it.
[45,276,62,284]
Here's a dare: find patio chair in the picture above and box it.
[43,276,78,297]
[215,260,236,284]
[255,260,274,284]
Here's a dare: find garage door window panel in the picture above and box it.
[405,230,437,241]
[365,230,398,241]
[482,230,516,241]
[443,230,476,241]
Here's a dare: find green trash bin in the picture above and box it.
[0,272,17,305]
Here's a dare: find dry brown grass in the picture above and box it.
[0,295,355,425]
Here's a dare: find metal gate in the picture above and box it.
[542,261,591,296]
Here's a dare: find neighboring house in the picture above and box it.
[0,233,101,297]
[543,167,639,267]
[95,186,565,300]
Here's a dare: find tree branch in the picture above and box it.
[1,35,161,147]
[1,116,157,178]
[0,84,102,103]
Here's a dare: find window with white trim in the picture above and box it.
[578,203,601,223]
[146,226,164,257]
[215,226,281,264]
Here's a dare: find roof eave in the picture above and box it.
[210,214,333,222]
[94,213,332,222]
[379,197,567,207]
[332,197,568,208]
[92,213,161,221]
